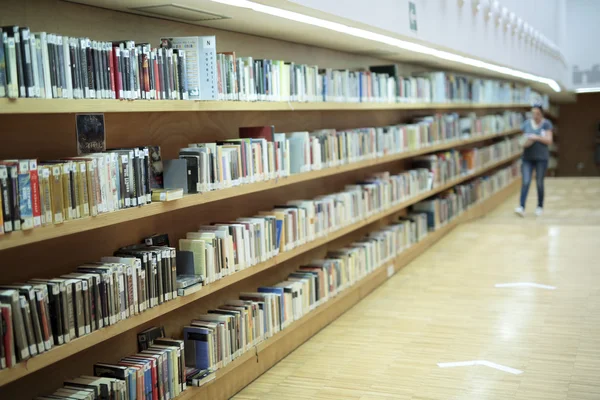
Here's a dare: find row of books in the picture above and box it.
[0,162,428,369]
[412,136,521,189]
[1,27,547,105]
[0,26,197,101]
[430,72,549,106]
[182,218,424,375]
[413,161,521,231]
[0,147,161,233]
[0,239,179,368]
[460,112,524,137]
[0,112,521,236]
[38,328,188,400]
[176,167,433,292]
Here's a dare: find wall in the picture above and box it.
[290,0,569,87]
[565,0,600,89]
[558,93,600,176]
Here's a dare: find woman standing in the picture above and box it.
[515,105,553,217]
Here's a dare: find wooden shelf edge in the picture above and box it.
[0,98,531,114]
[0,130,521,251]
[0,152,521,386]
[177,179,521,399]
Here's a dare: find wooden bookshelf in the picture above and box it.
[0,98,531,114]
[0,129,521,251]
[177,178,522,400]
[0,152,521,387]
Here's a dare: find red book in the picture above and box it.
[239,126,275,141]
[0,304,14,368]
[126,355,158,400]
[108,46,116,99]
[113,46,123,99]
[28,160,42,227]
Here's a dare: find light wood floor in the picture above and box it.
[233,178,600,400]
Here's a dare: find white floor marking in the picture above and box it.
[495,282,556,290]
[437,360,523,375]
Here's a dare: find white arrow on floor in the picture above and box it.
[437,360,523,374]
[495,282,556,290]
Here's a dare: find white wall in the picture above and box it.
[290,0,568,88]
[565,0,600,89]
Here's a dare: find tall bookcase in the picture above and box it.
[0,0,527,398]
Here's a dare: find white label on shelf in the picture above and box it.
[387,265,395,278]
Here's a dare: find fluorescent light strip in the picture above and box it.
[575,87,600,93]
[210,0,561,92]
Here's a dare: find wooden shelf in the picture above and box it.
[0,98,531,114]
[0,152,521,386]
[0,129,521,251]
[178,178,522,400]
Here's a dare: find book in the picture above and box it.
[151,188,183,202]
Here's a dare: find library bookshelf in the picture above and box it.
[178,177,522,400]
[0,152,522,387]
[0,98,531,114]
[0,129,521,251]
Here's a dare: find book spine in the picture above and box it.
[29,160,42,227]
[107,43,115,99]
[85,38,95,98]
[34,35,45,98]
[17,160,33,230]
[112,46,123,99]
[62,36,72,99]
[29,33,41,97]
[13,29,26,97]
[0,166,12,232]
[19,28,35,97]
[0,30,6,98]
[5,35,19,98]
[56,35,67,99]
[79,38,89,98]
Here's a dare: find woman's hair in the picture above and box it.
[532,104,544,115]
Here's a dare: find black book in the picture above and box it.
[180,155,199,194]
[144,233,170,247]
[175,49,184,100]
[101,42,109,99]
[69,39,79,98]
[18,27,35,98]
[85,39,94,98]
[134,148,144,206]
[137,325,166,351]
[18,295,38,356]
[74,38,84,99]
[1,162,20,231]
[2,26,26,97]
[93,41,102,99]
[140,146,151,204]
[0,165,13,233]
[157,49,165,100]
[123,48,131,99]
[79,38,88,98]
[56,35,67,99]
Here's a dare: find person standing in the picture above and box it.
[515,105,553,217]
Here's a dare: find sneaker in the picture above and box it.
[514,206,525,217]
[535,207,543,217]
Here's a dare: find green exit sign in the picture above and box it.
[409,1,417,32]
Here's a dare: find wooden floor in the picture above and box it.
[233,178,600,400]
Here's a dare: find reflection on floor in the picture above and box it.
[233,178,600,400]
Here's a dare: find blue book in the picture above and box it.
[274,219,283,250]
[258,287,285,328]
[359,71,363,102]
[17,160,33,230]
[183,326,211,370]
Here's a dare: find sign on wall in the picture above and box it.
[409,1,417,32]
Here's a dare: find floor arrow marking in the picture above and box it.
[495,282,556,290]
[437,360,523,375]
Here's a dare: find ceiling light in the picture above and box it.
[575,87,600,93]
[208,0,561,92]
